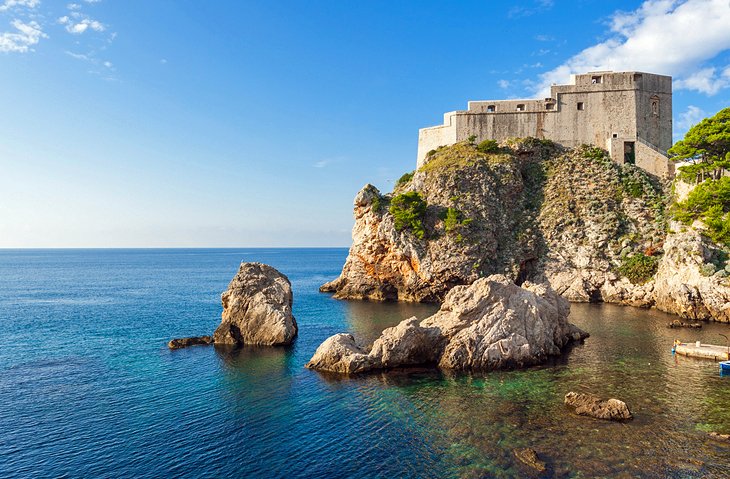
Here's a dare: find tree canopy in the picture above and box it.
[669,107,730,182]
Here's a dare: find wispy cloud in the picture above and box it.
[533,0,730,96]
[313,160,330,168]
[58,15,104,34]
[497,79,511,89]
[0,19,45,52]
[675,105,706,138]
[508,0,554,18]
[0,0,39,12]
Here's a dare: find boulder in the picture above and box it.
[306,275,588,374]
[513,448,547,473]
[168,335,213,350]
[213,262,297,346]
[564,392,632,421]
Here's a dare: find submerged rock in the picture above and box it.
[307,275,588,374]
[168,335,213,350]
[564,392,632,421]
[668,319,702,329]
[213,262,297,346]
[513,448,547,473]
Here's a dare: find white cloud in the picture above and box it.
[675,105,706,137]
[497,79,511,89]
[674,66,730,94]
[67,3,81,10]
[102,60,111,68]
[64,17,104,34]
[0,19,45,52]
[534,0,730,96]
[313,160,329,168]
[0,0,39,12]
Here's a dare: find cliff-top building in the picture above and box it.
[417,71,674,177]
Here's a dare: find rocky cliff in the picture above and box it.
[322,139,730,322]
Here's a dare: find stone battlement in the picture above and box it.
[417,71,674,177]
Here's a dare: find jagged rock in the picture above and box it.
[322,141,730,324]
[307,275,588,374]
[708,432,730,442]
[213,262,297,346]
[513,448,547,473]
[668,319,702,329]
[653,227,730,323]
[564,392,632,421]
[303,333,374,374]
[168,336,213,350]
[322,142,664,308]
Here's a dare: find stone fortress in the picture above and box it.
[417,71,674,177]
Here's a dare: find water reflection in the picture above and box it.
[341,300,438,344]
[327,302,730,478]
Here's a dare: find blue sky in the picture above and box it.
[1,0,729,247]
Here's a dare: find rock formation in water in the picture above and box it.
[307,275,587,374]
[321,139,730,322]
[564,392,633,421]
[513,448,547,473]
[168,336,213,349]
[169,262,297,349]
[213,262,297,346]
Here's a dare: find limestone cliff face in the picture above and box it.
[653,226,730,322]
[322,139,730,322]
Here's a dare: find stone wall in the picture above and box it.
[416,71,673,177]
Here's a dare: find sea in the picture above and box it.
[0,248,729,478]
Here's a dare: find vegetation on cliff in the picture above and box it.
[672,177,730,247]
[669,107,730,182]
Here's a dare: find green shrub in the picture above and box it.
[476,139,500,154]
[395,171,414,188]
[617,253,659,284]
[389,192,427,239]
[467,134,477,145]
[371,194,384,213]
[439,207,473,235]
[672,177,730,246]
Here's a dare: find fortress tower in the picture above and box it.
[417,71,673,177]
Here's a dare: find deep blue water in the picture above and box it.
[1,249,729,478]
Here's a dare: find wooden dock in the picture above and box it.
[675,342,730,361]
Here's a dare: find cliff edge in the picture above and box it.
[322,139,730,322]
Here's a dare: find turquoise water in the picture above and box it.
[1,249,729,478]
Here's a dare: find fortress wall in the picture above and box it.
[636,140,674,177]
[455,111,548,143]
[417,112,458,167]
[416,72,673,177]
[635,75,672,153]
[548,88,637,147]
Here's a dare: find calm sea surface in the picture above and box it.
[1,249,729,478]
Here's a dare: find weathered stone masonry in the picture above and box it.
[417,71,674,177]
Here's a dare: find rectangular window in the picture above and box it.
[516,104,525,112]
[545,103,554,110]
[591,75,602,84]
[577,102,584,111]
[486,105,495,113]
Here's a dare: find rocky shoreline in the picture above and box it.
[321,140,730,323]
[307,275,588,374]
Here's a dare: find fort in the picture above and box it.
[417,71,674,177]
